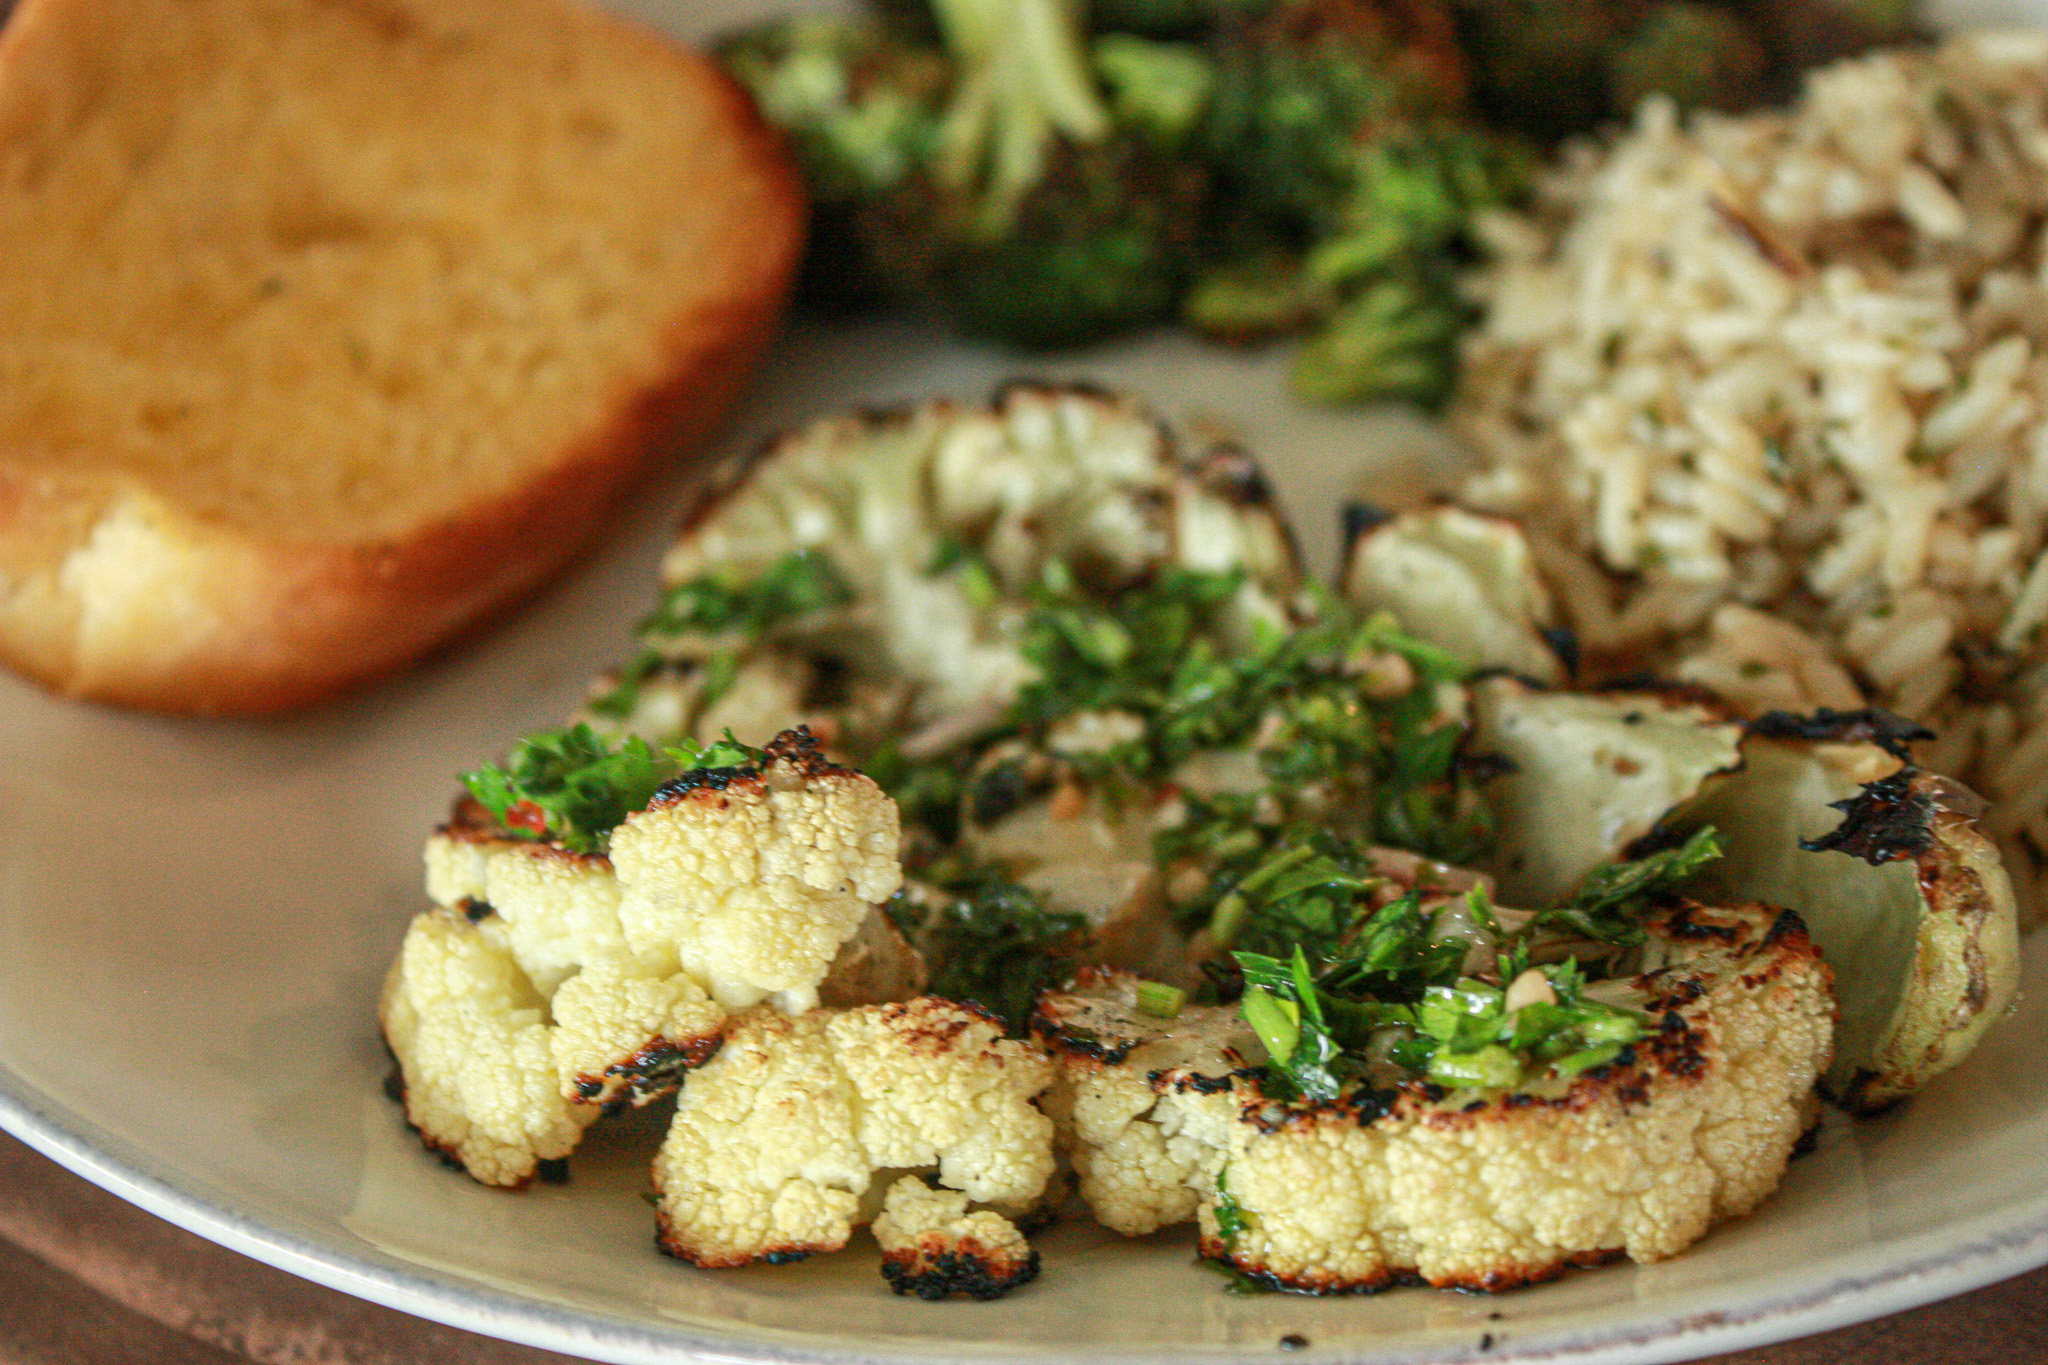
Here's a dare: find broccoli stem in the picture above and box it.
[928,0,1112,230]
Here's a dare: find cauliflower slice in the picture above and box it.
[615,384,1300,758]
[653,997,1056,1270]
[384,729,908,1186]
[1032,969,1255,1237]
[1341,504,1566,685]
[872,1176,1041,1301]
[1035,901,1833,1292]
[1658,712,2021,1111]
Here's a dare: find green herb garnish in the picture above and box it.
[462,726,763,854]
[1136,980,1188,1019]
[915,875,1089,1035]
[1526,826,1723,947]
[640,549,854,640]
[1212,1165,1250,1247]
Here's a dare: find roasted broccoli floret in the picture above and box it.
[1452,0,1922,143]
[720,0,1213,346]
[1450,0,1622,141]
[871,0,1215,345]
[1285,267,1469,406]
[1089,0,1277,39]
[716,17,947,311]
[1184,7,1519,407]
[1607,2,1767,116]
[1198,0,1468,237]
[1185,124,1520,406]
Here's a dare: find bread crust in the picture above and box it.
[0,0,804,715]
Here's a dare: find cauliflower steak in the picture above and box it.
[1036,899,1833,1293]
[382,729,907,1187]
[581,383,1300,759]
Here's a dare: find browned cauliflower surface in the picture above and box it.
[652,997,1056,1268]
[1036,901,1833,1292]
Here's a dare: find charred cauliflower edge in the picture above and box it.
[1036,899,1833,1294]
[381,728,904,1188]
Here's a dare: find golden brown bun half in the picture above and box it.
[0,0,804,714]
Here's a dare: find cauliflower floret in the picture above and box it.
[609,731,901,1013]
[384,729,909,1186]
[871,1176,1040,1300]
[1032,968,1255,1237]
[653,997,1056,1269]
[1035,901,1833,1292]
[378,907,596,1188]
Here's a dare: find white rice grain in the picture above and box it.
[1449,32,2048,915]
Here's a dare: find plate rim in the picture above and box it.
[8,1063,2048,1365]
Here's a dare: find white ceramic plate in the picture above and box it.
[8,4,2048,1361]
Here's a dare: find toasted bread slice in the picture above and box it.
[0,0,803,713]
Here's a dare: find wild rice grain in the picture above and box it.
[1451,32,2048,918]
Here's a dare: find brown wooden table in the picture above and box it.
[1,1130,2041,1365]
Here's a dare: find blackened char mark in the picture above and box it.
[1750,707,1934,760]
[1341,501,1395,550]
[1660,905,1743,943]
[881,1244,1042,1301]
[1190,443,1277,508]
[649,725,852,803]
[1801,770,1937,865]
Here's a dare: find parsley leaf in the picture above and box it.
[461,726,763,854]
[639,549,854,640]
[913,876,1089,1035]
[1526,826,1723,946]
[1235,947,1350,1101]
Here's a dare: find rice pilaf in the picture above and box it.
[1452,29,2048,917]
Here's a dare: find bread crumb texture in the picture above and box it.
[0,0,803,712]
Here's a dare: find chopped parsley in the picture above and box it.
[1218,832,1721,1100]
[1135,980,1188,1019]
[589,550,853,719]
[899,875,1089,1035]
[462,726,761,854]
[1212,1165,1250,1247]
[1522,826,1723,949]
[640,549,854,640]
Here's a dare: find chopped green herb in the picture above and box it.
[1527,826,1722,946]
[1212,1165,1250,1247]
[461,726,764,855]
[918,875,1089,1034]
[1195,1256,1276,1296]
[1234,947,1348,1101]
[639,549,854,641]
[1136,980,1188,1019]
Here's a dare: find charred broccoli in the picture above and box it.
[1607,3,1767,116]
[1453,0,1921,143]
[718,0,1918,401]
[1198,0,1468,236]
[1188,117,1522,408]
[722,0,1211,347]
[716,18,947,311]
